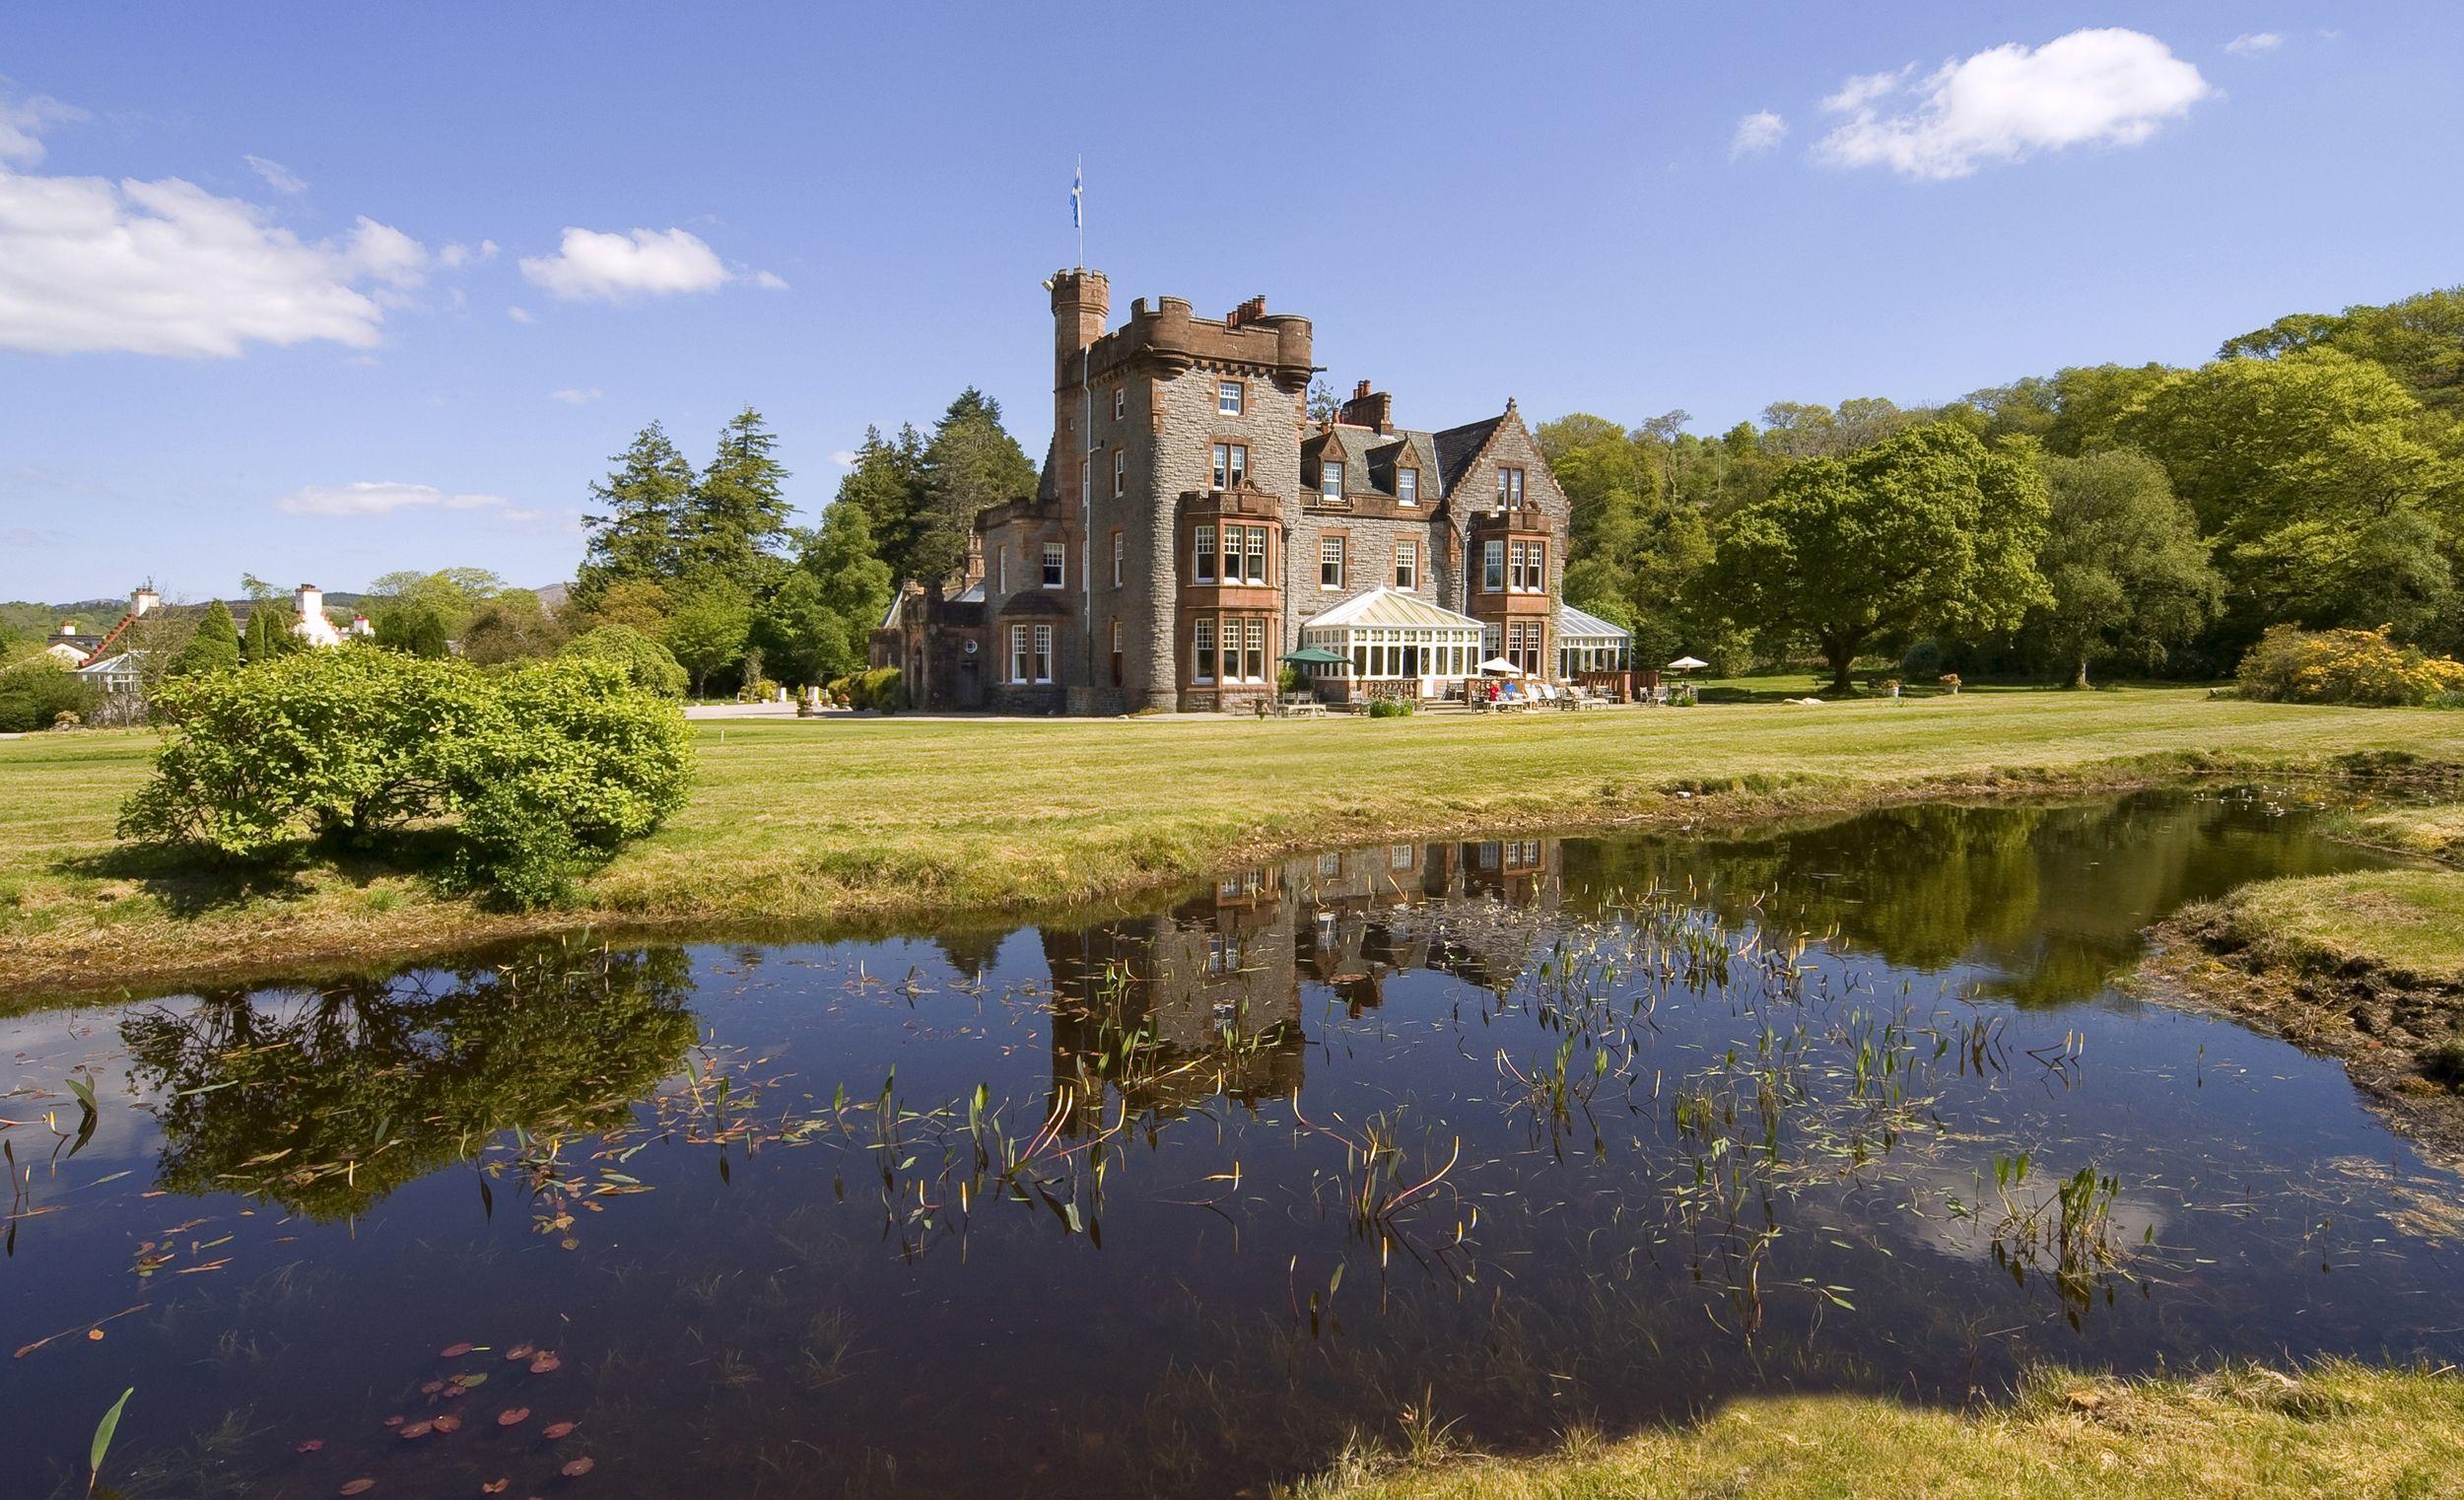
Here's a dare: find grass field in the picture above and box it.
[9,687,2464,994]
[1283,1361,2464,1500]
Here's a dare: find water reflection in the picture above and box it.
[122,944,697,1217]
[10,788,2455,1500]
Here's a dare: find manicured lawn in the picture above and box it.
[1283,1361,2464,1500]
[8,687,2464,993]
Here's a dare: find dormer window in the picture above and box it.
[1397,468,1418,506]
[1321,461,1344,499]
[1217,379,1244,416]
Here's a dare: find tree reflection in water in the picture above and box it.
[121,943,699,1218]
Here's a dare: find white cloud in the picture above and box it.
[274,480,535,522]
[243,154,307,194]
[2226,33,2284,57]
[0,90,82,166]
[438,239,499,269]
[1729,110,1789,160]
[507,305,534,323]
[0,89,434,356]
[549,386,603,405]
[753,268,789,291]
[518,226,731,303]
[827,448,859,467]
[1814,29,2213,180]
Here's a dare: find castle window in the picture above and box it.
[1243,619,1266,682]
[1217,379,1244,416]
[1321,461,1344,499]
[1245,527,1267,584]
[1320,536,1345,590]
[1114,449,1127,498]
[1222,524,1242,580]
[1010,625,1030,683]
[1033,623,1054,683]
[1111,529,1124,587]
[1211,443,1248,489]
[1113,385,1126,420]
[1194,524,1216,583]
[1042,541,1065,588]
[1194,616,1216,683]
[1482,539,1505,592]
[1395,539,1418,590]
[1498,467,1526,509]
[1398,468,1417,506]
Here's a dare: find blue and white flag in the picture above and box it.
[1070,162,1083,231]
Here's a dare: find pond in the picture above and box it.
[10,788,2464,1498]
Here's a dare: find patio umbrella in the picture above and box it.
[1281,647,1347,666]
[1665,655,1709,672]
[1477,657,1522,676]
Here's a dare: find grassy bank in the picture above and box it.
[10,688,2464,995]
[1284,1361,2464,1500]
[2145,856,2464,1157]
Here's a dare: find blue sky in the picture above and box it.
[4,3,2459,602]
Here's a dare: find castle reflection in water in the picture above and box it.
[1040,838,1562,1126]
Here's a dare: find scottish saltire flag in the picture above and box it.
[1071,162,1082,230]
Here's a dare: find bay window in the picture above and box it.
[1032,623,1054,683]
[1194,523,1216,582]
[1195,617,1216,683]
[1482,539,1505,591]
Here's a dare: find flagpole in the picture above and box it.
[1075,154,1085,269]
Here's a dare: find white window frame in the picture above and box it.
[1482,539,1505,592]
[1398,468,1417,506]
[1217,379,1244,415]
[1497,467,1526,509]
[1042,541,1066,589]
[1194,523,1216,583]
[1010,624,1030,683]
[1111,530,1124,587]
[1194,616,1216,684]
[1113,384,1126,420]
[1395,538,1417,590]
[1244,618,1266,682]
[1113,449,1127,498]
[1032,623,1054,683]
[1211,442,1248,490]
[1320,535,1345,590]
[1245,526,1266,584]
[1321,461,1344,499]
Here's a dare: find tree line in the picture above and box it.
[566,390,1034,696]
[1542,285,2463,689]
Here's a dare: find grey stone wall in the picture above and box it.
[1285,511,1448,649]
[1437,414,1571,610]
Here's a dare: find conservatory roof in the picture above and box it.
[1299,586,1484,633]
[1555,603,1631,644]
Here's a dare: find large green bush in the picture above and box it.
[0,659,101,732]
[121,648,691,905]
[2234,625,2464,707]
[561,624,689,697]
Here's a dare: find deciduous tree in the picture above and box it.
[2029,447,2221,687]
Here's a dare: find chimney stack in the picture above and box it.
[1338,379,1394,435]
[131,586,160,618]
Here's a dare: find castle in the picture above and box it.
[873,268,1630,714]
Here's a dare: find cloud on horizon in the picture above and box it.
[274,480,542,524]
[1814,28,2213,180]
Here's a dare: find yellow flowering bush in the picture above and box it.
[2235,625,2464,706]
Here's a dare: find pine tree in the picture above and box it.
[171,600,242,677]
[681,407,795,582]
[836,424,929,580]
[241,603,293,663]
[917,388,1036,581]
[577,423,696,603]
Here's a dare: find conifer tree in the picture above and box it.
[916,388,1036,581]
[171,600,242,677]
[577,423,695,604]
[681,407,794,582]
[836,424,929,580]
[241,603,293,664]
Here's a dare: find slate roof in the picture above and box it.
[1429,415,1505,498]
[1302,424,1442,504]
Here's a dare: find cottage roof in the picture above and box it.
[1429,415,1504,495]
[1299,585,1483,633]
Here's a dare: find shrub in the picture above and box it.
[2234,625,2464,707]
[121,648,690,907]
[560,625,688,698]
[1367,697,1416,718]
[0,660,100,732]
